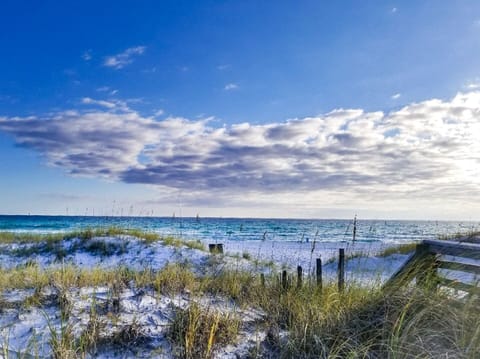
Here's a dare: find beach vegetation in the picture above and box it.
[168,302,241,359]
[1,230,480,357]
[438,229,480,242]
[377,242,417,257]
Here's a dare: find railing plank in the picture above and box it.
[423,239,480,259]
[383,249,428,290]
[384,239,480,294]
[438,261,480,275]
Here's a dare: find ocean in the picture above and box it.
[0,215,478,244]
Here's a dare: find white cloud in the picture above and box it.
[2,90,480,217]
[154,109,165,117]
[82,50,92,61]
[391,7,397,13]
[391,93,401,99]
[217,64,231,71]
[224,83,239,91]
[81,97,131,112]
[466,83,480,90]
[81,97,116,109]
[96,87,119,96]
[104,46,146,69]
[142,67,157,73]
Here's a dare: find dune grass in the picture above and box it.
[1,260,479,358]
[1,229,480,358]
[0,227,205,259]
[168,302,241,359]
[438,229,480,242]
[377,242,417,257]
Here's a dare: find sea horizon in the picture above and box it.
[1,214,478,244]
[0,213,478,222]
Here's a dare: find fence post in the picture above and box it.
[282,270,288,291]
[260,273,265,287]
[338,248,345,292]
[297,266,303,288]
[316,258,322,289]
[208,243,224,254]
[415,243,438,291]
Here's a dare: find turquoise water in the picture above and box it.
[0,215,478,243]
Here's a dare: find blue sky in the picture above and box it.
[1,1,480,219]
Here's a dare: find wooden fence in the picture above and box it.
[211,239,480,294]
[277,249,345,291]
[384,239,480,293]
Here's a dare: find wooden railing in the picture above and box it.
[384,239,480,293]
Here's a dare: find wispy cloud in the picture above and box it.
[1,91,480,213]
[466,83,480,90]
[96,86,118,95]
[224,83,238,91]
[391,93,401,99]
[81,97,130,112]
[104,46,146,69]
[217,64,231,71]
[82,50,92,61]
[391,7,398,13]
[81,97,116,109]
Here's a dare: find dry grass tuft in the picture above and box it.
[168,302,241,359]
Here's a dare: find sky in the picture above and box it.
[1,0,480,220]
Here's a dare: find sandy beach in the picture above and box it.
[0,230,412,358]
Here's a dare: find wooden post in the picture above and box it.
[209,243,224,254]
[282,270,288,290]
[338,248,345,292]
[415,243,431,288]
[316,258,322,289]
[111,280,120,314]
[415,243,438,291]
[297,266,303,288]
[260,273,265,287]
[353,215,357,242]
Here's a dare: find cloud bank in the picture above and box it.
[1,91,480,214]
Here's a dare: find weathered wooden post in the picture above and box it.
[208,243,224,254]
[297,266,303,288]
[111,280,120,314]
[353,215,357,242]
[260,273,265,287]
[282,270,288,290]
[316,258,322,289]
[338,248,345,292]
[415,242,438,291]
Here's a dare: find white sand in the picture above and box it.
[0,235,413,358]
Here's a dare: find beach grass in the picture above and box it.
[0,229,479,358]
[438,229,480,242]
[2,263,479,358]
[0,227,206,258]
[168,302,241,359]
